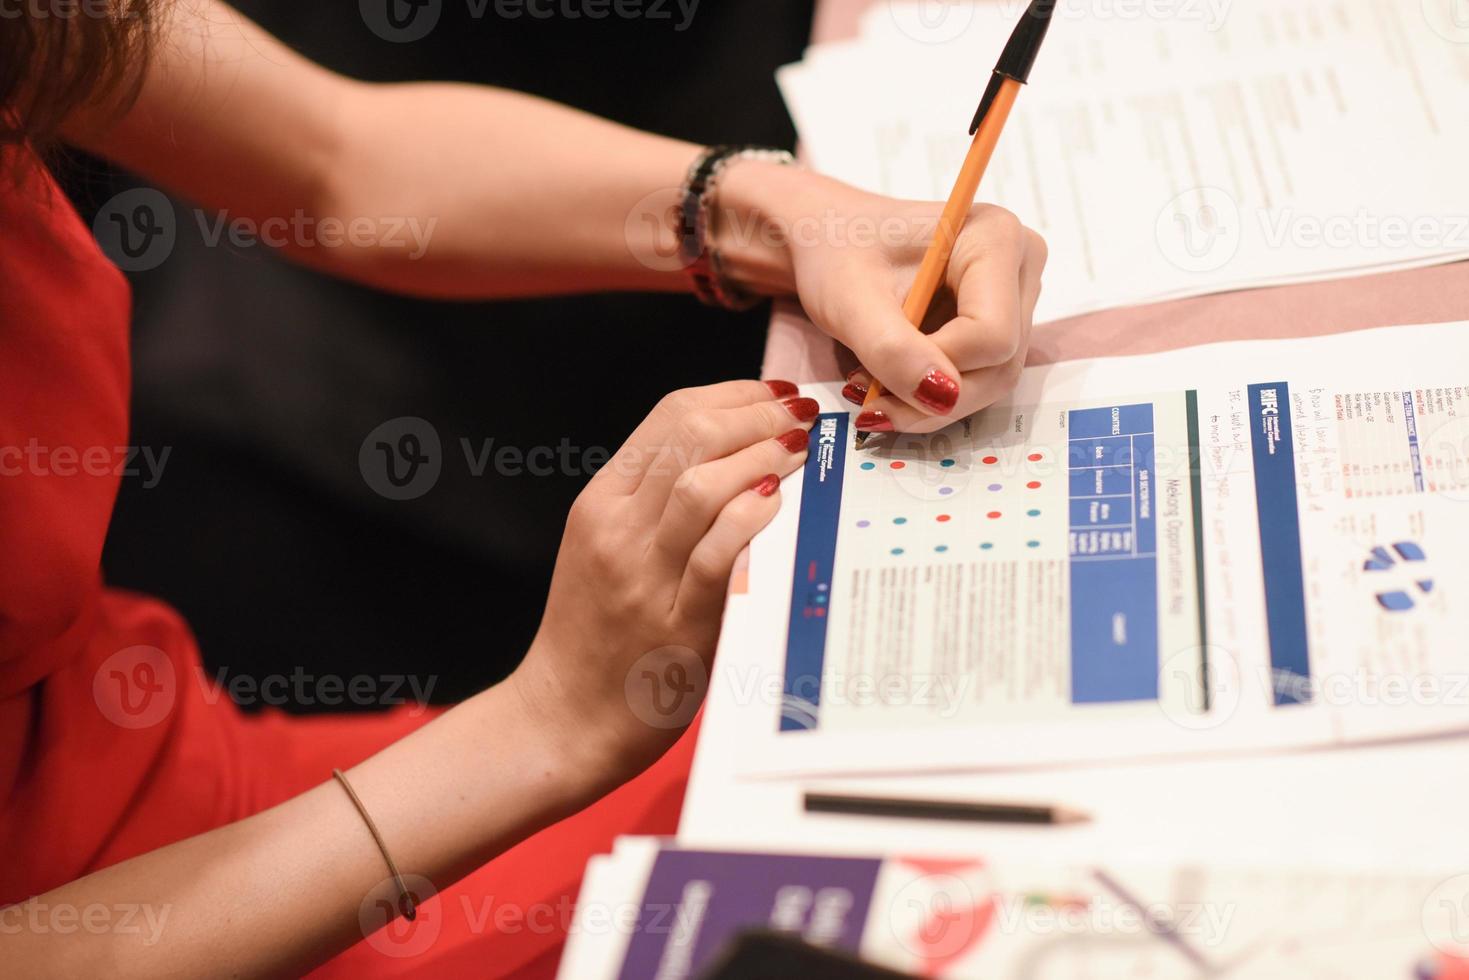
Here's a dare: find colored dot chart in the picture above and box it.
[779,390,1205,731]
[846,417,1060,561]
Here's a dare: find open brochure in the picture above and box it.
[722,322,1469,779]
[557,837,1468,979]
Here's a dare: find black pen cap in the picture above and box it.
[969,0,1057,134]
[995,0,1057,85]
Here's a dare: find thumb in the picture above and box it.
[826,279,962,417]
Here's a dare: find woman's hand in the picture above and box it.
[506,380,817,791]
[718,163,1047,434]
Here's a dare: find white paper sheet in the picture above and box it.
[778,0,1469,322]
[708,322,1469,783]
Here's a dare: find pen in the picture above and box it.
[804,791,1089,826]
[855,0,1056,450]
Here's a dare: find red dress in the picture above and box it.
[0,152,696,977]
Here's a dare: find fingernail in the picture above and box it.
[841,381,869,406]
[776,429,810,454]
[855,410,894,432]
[783,397,820,423]
[751,474,781,497]
[915,368,960,415]
[764,379,799,399]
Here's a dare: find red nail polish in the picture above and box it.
[855,411,894,432]
[764,379,799,399]
[751,473,781,497]
[777,429,809,454]
[841,381,868,406]
[915,369,960,414]
[783,397,820,423]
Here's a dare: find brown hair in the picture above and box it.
[0,1,156,150]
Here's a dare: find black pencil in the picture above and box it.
[804,792,1089,826]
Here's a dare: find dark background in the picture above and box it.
[62,0,815,708]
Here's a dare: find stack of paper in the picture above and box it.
[559,837,1469,979]
[778,0,1469,322]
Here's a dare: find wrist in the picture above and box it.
[499,649,640,806]
[709,158,805,298]
[490,668,613,813]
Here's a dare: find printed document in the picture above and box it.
[725,322,1469,778]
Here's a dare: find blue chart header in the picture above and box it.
[780,414,848,732]
[1247,383,1312,706]
[1067,404,1160,703]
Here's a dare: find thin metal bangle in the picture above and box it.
[332,768,417,922]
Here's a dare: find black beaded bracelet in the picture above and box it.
[677,144,795,311]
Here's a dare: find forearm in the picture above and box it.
[318,83,755,298]
[6,681,603,978]
[65,1,797,302]
[293,82,809,300]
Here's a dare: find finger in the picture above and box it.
[596,380,803,495]
[674,479,783,623]
[854,350,1028,436]
[630,398,817,514]
[823,276,964,418]
[842,367,873,406]
[1019,227,1047,319]
[652,428,809,565]
[927,207,1027,371]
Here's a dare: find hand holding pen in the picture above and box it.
[844,0,1056,446]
